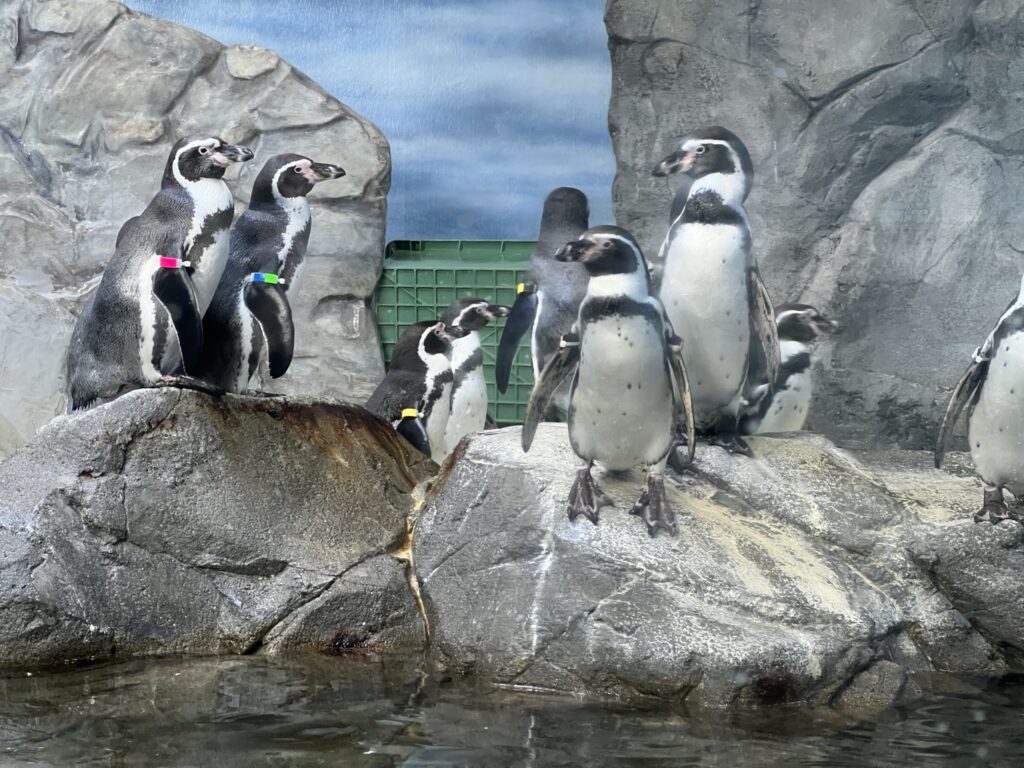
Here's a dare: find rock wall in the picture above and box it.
[0,389,431,667]
[606,0,1021,449]
[0,0,390,456]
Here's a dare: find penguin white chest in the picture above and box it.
[136,257,166,383]
[444,334,487,453]
[184,179,234,313]
[569,314,674,470]
[756,342,813,433]
[969,331,1024,493]
[660,223,750,424]
[422,356,454,464]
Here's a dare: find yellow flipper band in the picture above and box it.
[516,282,526,294]
[401,408,419,418]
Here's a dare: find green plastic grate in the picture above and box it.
[374,240,536,425]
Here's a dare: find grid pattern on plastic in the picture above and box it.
[374,240,536,425]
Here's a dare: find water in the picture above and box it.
[3,656,1024,767]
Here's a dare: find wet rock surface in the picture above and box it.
[606,0,1019,449]
[415,425,1019,708]
[0,389,430,667]
[0,0,390,456]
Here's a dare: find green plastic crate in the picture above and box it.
[374,240,536,425]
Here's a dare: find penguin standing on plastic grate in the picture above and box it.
[652,126,779,458]
[366,320,466,463]
[740,303,838,434]
[521,226,695,536]
[439,298,510,454]
[496,187,590,414]
[199,154,345,393]
[66,135,253,411]
[936,274,1024,524]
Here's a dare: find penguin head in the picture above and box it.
[418,321,455,357]
[251,154,346,204]
[539,187,590,235]
[652,126,753,197]
[775,303,839,343]
[440,298,511,333]
[554,226,648,279]
[166,135,253,183]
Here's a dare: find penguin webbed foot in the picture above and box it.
[567,465,613,525]
[706,432,753,458]
[630,474,676,537]
[974,487,1019,524]
[154,375,225,399]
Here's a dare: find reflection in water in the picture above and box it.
[1,656,1022,766]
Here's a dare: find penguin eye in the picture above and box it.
[601,240,611,249]
[198,146,210,156]
[694,145,706,155]
[293,166,303,174]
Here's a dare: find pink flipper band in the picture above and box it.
[158,256,191,269]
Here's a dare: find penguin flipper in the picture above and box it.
[496,283,538,393]
[397,413,432,457]
[935,353,989,469]
[244,282,295,379]
[667,335,697,464]
[748,265,781,390]
[521,333,579,452]
[152,266,203,373]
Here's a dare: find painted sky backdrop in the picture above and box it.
[126,0,616,241]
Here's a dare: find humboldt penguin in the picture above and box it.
[652,126,779,457]
[66,135,253,410]
[936,274,1024,523]
[439,297,510,454]
[740,304,838,434]
[366,320,465,464]
[199,154,346,392]
[521,226,695,537]
[496,187,589,413]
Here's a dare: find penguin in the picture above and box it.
[66,135,253,411]
[496,187,589,413]
[652,126,779,457]
[521,226,696,536]
[199,154,346,392]
[936,274,1024,524]
[439,297,510,454]
[366,320,465,464]
[739,304,839,434]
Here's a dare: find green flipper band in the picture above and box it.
[248,272,286,285]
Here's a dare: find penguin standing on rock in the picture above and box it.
[366,320,466,463]
[936,274,1024,524]
[496,187,590,413]
[66,135,253,410]
[740,304,838,434]
[439,298,510,454]
[199,154,346,393]
[652,126,779,457]
[521,226,695,537]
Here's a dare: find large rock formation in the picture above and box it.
[415,425,1021,708]
[0,0,390,457]
[0,389,430,667]
[606,0,1021,449]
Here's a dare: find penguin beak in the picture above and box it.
[211,144,254,166]
[488,304,511,318]
[813,314,840,336]
[309,162,346,182]
[554,239,589,262]
[652,149,692,177]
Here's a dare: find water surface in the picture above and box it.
[2,656,1022,766]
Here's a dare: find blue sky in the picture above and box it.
[126,0,615,241]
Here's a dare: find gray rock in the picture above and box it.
[0,388,430,668]
[606,0,1019,449]
[414,425,1019,707]
[0,0,389,456]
